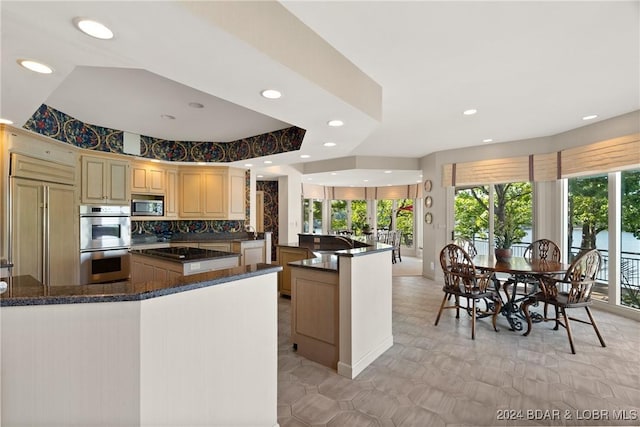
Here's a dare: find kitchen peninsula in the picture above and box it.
[0,264,281,427]
[279,234,394,379]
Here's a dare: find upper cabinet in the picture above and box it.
[131,161,165,195]
[179,166,245,220]
[164,167,179,218]
[81,155,130,205]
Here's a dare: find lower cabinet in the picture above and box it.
[131,254,183,285]
[232,240,266,266]
[276,246,315,296]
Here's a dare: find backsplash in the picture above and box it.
[132,220,245,237]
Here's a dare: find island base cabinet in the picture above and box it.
[276,246,314,296]
[1,273,279,427]
[290,267,339,369]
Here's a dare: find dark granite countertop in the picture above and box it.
[130,247,240,263]
[289,254,339,272]
[277,241,392,257]
[131,232,265,246]
[0,263,282,307]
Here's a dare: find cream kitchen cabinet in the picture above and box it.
[232,240,266,266]
[164,167,179,218]
[81,155,130,205]
[178,166,245,220]
[198,242,231,252]
[131,161,165,195]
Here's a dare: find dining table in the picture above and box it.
[473,255,571,332]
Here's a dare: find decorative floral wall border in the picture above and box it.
[257,180,278,261]
[24,104,306,162]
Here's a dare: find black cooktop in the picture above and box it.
[143,247,236,261]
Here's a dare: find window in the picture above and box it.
[330,200,348,232]
[621,169,640,309]
[454,182,532,256]
[568,174,609,301]
[454,186,490,255]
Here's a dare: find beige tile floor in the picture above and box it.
[277,270,640,427]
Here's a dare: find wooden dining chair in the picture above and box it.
[435,244,501,340]
[452,236,478,258]
[521,249,605,354]
[503,238,561,303]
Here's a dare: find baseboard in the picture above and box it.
[337,334,393,379]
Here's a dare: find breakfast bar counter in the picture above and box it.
[1,264,281,427]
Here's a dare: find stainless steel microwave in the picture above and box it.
[131,199,164,216]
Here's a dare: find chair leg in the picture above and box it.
[561,307,576,354]
[434,293,449,326]
[455,295,460,319]
[471,298,476,340]
[553,305,560,330]
[522,298,534,337]
[585,306,606,348]
[491,298,501,332]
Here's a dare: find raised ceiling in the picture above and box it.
[1,1,638,187]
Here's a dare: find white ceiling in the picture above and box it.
[1,1,638,187]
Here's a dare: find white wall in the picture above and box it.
[278,168,302,244]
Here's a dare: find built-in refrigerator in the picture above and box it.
[10,176,78,286]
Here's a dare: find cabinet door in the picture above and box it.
[107,160,130,204]
[132,163,165,194]
[179,171,203,217]
[11,178,44,280]
[82,157,107,204]
[47,183,78,285]
[203,170,225,217]
[165,168,178,217]
[228,168,246,220]
[131,164,149,193]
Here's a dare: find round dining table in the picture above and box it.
[472,255,572,331]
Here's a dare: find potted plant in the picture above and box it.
[494,216,521,261]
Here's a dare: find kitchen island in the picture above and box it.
[0,263,281,427]
[129,246,241,284]
[282,235,394,380]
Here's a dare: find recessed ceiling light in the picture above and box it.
[188,102,204,109]
[323,142,336,147]
[327,119,344,127]
[307,178,313,181]
[331,172,337,176]
[582,114,598,121]
[483,138,493,143]
[0,118,14,125]
[300,154,311,159]
[264,160,272,164]
[261,89,281,99]
[73,18,114,40]
[416,180,421,183]
[257,175,264,178]
[160,114,175,120]
[384,170,392,174]
[463,109,477,115]
[17,59,53,74]
[363,179,369,182]
[244,163,253,167]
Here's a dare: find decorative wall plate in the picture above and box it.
[423,179,432,192]
[424,195,433,208]
[425,212,433,224]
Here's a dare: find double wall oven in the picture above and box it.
[80,205,131,284]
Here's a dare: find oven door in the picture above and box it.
[80,249,131,284]
[80,216,131,251]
